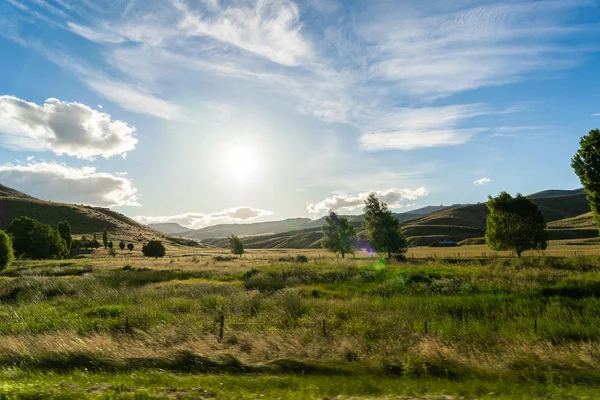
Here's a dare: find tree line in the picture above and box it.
[0,216,168,270]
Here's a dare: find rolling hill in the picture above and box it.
[159,205,451,240]
[196,191,594,249]
[0,184,199,248]
[148,223,189,235]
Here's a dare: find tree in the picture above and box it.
[0,230,15,270]
[7,217,67,260]
[119,241,126,251]
[572,129,600,232]
[57,221,72,256]
[142,240,166,258]
[81,236,89,250]
[108,241,113,250]
[127,243,134,252]
[102,229,109,249]
[321,211,356,258]
[485,192,548,258]
[90,237,101,250]
[229,234,245,257]
[362,193,408,258]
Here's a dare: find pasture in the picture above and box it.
[1,244,600,398]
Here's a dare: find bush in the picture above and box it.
[142,240,166,258]
[296,255,309,263]
[0,230,15,270]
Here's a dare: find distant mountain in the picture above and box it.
[0,183,198,248]
[197,192,593,249]
[172,207,444,240]
[178,218,314,240]
[149,223,189,235]
[526,188,586,199]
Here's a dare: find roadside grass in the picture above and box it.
[1,254,600,397]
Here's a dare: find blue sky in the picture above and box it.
[0,0,599,229]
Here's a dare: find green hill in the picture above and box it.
[0,184,199,248]
[200,193,593,249]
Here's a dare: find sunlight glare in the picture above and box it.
[223,146,260,182]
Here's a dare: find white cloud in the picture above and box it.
[361,1,587,99]
[360,104,489,150]
[172,0,312,66]
[85,79,182,120]
[473,178,492,186]
[593,113,600,117]
[7,0,597,151]
[67,22,126,44]
[0,95,137,159]
[0,162,139,207]
[307,187,428,214]
[134,206,274,229]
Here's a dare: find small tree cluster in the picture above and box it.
[8,217,68,260]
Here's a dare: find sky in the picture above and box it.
[0,0,599,229]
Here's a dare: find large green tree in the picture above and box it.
[7,217,68,260]
[0,230,15,270]
[362,193,408,258]
[572,129,600,232]
[321,211,356,258]
[142,240,166,258]
[485,192,548,258]
[102,229,109,249]
[228,234,245,257]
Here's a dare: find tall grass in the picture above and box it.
[0,256,599,394]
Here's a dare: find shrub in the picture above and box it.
[0,230,15,270]
[142,240,166,258]
[127,243,134,252]
[296,255,309,263]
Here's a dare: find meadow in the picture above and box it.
[1,245,600,398]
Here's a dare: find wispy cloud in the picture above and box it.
[0,162,139,207]
[134,206,274,229]
[307,187,428,214]
[360,104,489,150]
[38,48,183,120]
[5,0,597,150]
[593,113,600,117]
[0,95,137,159]
[473,178,492,186]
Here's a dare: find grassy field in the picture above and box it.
[1,245,600,398]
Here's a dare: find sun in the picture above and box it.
[223,146,260,182]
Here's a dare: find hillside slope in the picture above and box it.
[403,193,591,245]
[200,193,593,249]
[0,185,198,248]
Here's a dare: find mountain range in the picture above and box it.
[150,189,595,249]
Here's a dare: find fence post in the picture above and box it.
[424,320,428,334]
[534,318,537,334]
[125,316,130,333]
[219,313,225,340]
[322,318,327,337]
